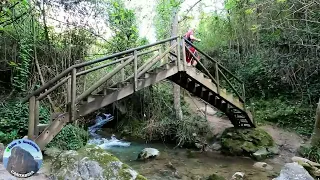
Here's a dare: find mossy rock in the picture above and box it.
[220,127,274,158]
[47,145,146,180]
[207,173,226,180]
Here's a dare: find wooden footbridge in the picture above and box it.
[23,36,255,150]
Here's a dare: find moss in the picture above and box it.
[119,169,133,179]
[221,127,274,156]
[207,174,226,180]
[136,174,148,180]
[51,145,147,179]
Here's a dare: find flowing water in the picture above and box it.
[88,115,282,180]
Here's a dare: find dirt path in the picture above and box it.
[184,95,306,165]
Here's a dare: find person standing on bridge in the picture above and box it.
[183,28,201,66]
[184,28,201,44]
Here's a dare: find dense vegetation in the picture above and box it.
[0,0,319,154]
[196,0,320,136]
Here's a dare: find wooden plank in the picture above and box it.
[77,65,179,117]
[134,50,138,91]
[76,56,134,102]
[22,36,178,103]
[37,76,69,101]
[35,113,70,150]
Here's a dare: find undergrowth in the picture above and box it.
[0,101,50,144]
[299,144,320,164]
[115,82,210,146]
[250,97,314,136]
[47,124,89,150]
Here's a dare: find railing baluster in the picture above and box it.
[215,62,220,95]
[28,96,36,139]
[181,38,187,71]
[67,77,71,112]
[121,59,125,81]
[34,100,40,136]
[134,50,138,91]
[242,83,246,106]
[177,37,181,71]
[70,68,77,122]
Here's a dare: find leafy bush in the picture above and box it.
[47,124,89,150]
[251,98,314,136]
[0,130,18,144]
[0,101,50,143]
[116,82,210,146]
[298,145,320,164]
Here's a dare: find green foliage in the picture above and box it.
[196,0,320,136]
[48,124,89,150]
[117,82,210,146]
[220,127,274,156]
[0,130,18,144]
[154,0,182,40]
[11,37,32,92]
[251,98,313,136]
[299,144,320,164]
[0,101,50,143]
[104,0,140,53]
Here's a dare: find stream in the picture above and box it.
[87,114,282,180]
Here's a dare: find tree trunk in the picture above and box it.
[171,9,183,120]
[311,99,320,146]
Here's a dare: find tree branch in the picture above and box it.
[178,0,202,24]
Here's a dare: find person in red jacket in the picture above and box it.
[184,28,201,66]
[184,28,201,43]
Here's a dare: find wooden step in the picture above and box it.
[220,101,228,112]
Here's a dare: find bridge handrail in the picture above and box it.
[22,36,178,103]
[183,38,245,103]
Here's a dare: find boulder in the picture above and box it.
[253,162,273,171]
[273,162,314,180]
[253,146,279,160]
[209,142,222,151]
[6,146,39,175]
[137,148,160,160]
[231,172,245,180]
[220,127,275,159]
[199,106,217,116]
[292,156,320,168]
[47,145,146,180]
[292,156,320,177]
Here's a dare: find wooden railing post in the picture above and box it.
[159,48,163,65]
[121,58,125,81]
[181,38,187,71]
[242,83,246,105]
[205,103,208,121]
[67,77,71,112]
[34,100,40,136]
[134,50,138,91]
[177,37,181,71]
[70,68,77,122]
[215,62,220,95]
[28,96,36,139]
